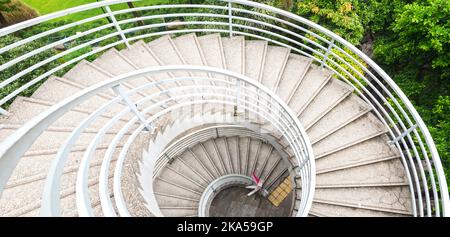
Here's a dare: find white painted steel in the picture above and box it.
[198,174,253,217]
[0,66,313,217]
[0,0,447,216]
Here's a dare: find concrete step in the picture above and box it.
[64,60,108,87]
[13,176,113,217]
[214,137,233,174]
[259,150,282,183]
[146,35,191,82]
[5,143,120,189]
[154,176,203,198]
[162,160,208,190]
[287,64,332,113]
[313,185,412,215]
[246,139,262,176]
[201,139,228,176]
[64,60,143,102]
[276,54,312,103]
[264,160,287,191]
[186,148,216,181]
[0,161,114,216]
[92,48,161,96]
[31,76,126,115]
[299,78,353,128]
[172,33,206,68]
[251,143,272,177]
[0,124,130,155]
[255,145,274,179]
[312,112,387,157]
[84,172,116,217]
[315,158,408,187]
[226,136,240,174]
[197,34,226,80]
[309,201,408,217]
[222,36,245,75]
[159,206,197,217]
[172,33,209,80]
[244,40,267,81]
[173,150,213,184]
[121,131,153,217]
[315,134,400,171]
[120,40,174,89]
[261,46,290,91]
[306,93,372,142]
[191,143,222,178]
[238,137,251,175]
[0,96,121,129]
[154,192,199,209]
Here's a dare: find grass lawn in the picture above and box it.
[20,0,180,21]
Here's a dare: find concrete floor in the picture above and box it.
[209,186,293,217]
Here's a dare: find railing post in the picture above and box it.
[389,124,418,145]
[234,79,242,116]
[228,2,233,38]
[165,153,174,164]
[0,107,10,117]
[103,3,130,48]
[321,39,334,68]
[112,84,154,132]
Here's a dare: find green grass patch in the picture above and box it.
[20,0,182,21]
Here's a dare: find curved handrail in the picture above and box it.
[105,88,311,216]
[0,66,314,217]
[0,0,138,36]
[198,174,253,217]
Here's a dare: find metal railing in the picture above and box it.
[152,124,293,178]
[142,124,293,217]
[0,0,448,216]
[198,174,253,217]
[0,66,314,217]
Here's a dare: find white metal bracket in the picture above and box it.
[228,2,233,38]
[0,107,10,117]
[389,124,418,145]
[321,39,335,68]
[104,4,130,48]
[113,84,154,133]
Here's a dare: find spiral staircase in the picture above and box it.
[0,0,448,217]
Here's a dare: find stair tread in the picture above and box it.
[146,35,190,80]
[222,36,245,75]
[172,33,208,79]
[299,78,353,127]
[312,112,387,157]
[0,96,113,128]
[197,34,226,79]
[0,33,412,217]
[276,54,311,102]
[313,185,412,214]
[307,93,372,141]
[120,40,173,86]
[287,64,332,113]
[310,202,409,217]
[261,46,290,90]
[316,158,408,186]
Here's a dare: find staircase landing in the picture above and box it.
[209,186,293,217]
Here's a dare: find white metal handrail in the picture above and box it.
[102,87,312,216]
[198,174,253,217]
[0,66,314,217]
[0,0,447,216]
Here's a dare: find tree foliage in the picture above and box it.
[261,0,450,189]
[294,0,364,45]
